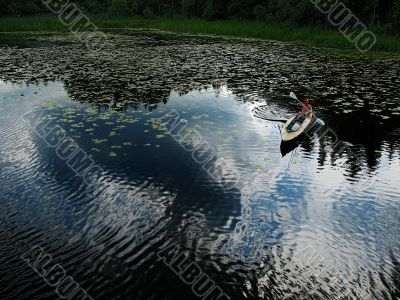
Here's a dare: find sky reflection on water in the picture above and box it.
[0,80,399,299]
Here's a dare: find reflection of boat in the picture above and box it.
[281,114,316,142]
[280,139,300,157]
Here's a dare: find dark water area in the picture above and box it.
[0,32,400,300]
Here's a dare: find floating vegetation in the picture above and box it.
[1,32,392,126]
[108,151,117,157]
[204,121,215,125]
[93,139,107,144]
[85,108,97,114]
[224,135,236,142]
[192,114,206,120]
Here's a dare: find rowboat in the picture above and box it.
[281,114,316,142]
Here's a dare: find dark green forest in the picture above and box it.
[1,0,400,33]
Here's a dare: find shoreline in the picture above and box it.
[0,16,399,53]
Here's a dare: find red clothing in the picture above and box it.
[300,98,312,116]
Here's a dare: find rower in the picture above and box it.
[296,96,312,123]
[288,97,312,132]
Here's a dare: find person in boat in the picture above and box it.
[296,96,312,123]
[287,97,312,132]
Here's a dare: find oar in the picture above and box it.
[252,105,287,123]
[254,115,287,123]
[289,92,299,101]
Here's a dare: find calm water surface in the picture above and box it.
[0,32,399,300]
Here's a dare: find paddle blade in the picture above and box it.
[289,92,298,100]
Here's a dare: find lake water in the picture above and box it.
[0,32,399,300]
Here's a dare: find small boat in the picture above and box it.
[281,114,316,142]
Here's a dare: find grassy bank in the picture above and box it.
[0,16,399,52]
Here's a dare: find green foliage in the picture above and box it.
[81,0,109,14]
[161,4,174,17]
[109,0,128,16]
[131,0,145,15]
[0,0,399,34]
[228,0,254,19]
[2,0,43,16]
[394,1,400,34]
[202,0,216,20]
[143,7,155,19]
[253,5,268,20]
[2,16,400,52]
[290,1,317,25]
[182,0,197,17]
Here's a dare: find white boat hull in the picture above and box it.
[281,114,315,142]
